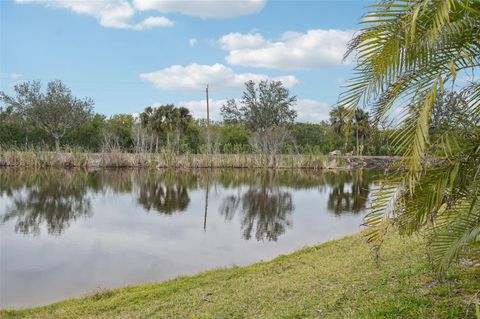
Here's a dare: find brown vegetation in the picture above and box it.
[0,150,398,169]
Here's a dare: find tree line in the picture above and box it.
[0,79,397,155]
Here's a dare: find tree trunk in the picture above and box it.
[356,125,359,156]
[361,135,364,155]
[155,135,159,153]
[54,137,60,151]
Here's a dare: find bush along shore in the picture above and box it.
[1,232,478,319]
[0,150,399,169]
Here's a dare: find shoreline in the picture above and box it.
[1,231,477,318]
[0,151,400,169]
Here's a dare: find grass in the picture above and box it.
[0,149,398,169]
[2,232,478,319]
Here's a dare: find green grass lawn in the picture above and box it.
[2,232,478,319]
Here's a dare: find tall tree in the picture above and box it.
[108,114,134,150]
[0,80,93,150]
[430,91,475,137]
[140,104,193,151]
[339,0,480,272]
[172,106,193,147]
[221,80,297,131]
[329,106,347,135]
[329,106,349,152]
[139,106,161,152]
[353,109,371,155]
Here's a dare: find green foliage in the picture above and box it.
[0,81,398,155]
[63,114,106,152]
[288,122,331,154]
[0,107,49,148]
[218,123,251,146]
[218,123,251,153]
[107,114,134,150]
[181,120,202,153]
[0,80,94,150]
[328,106,382,154]
[220,80,297,131]
[341,0,480,273]
[139,104,193,152]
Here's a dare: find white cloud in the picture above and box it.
[177,98,228,120]
[15,0,173,30]
[132,16,174,30]
[15,0,264,29]
[10,73,23,80]
[219,32,265,50]
[189,38,198,47]
[295,99,331,123]
[139,63,298,92]
[0,73,24,88]
[219,29,355,70]
[1,72,23,80]
[133,0,266,18]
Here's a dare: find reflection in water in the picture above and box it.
[137,173,192,214]
[0,167,383,309]
[220,171,293,241]
[204,182,209,231]
[0,168,380,237]
[1,171,91,235]
[326,170,371,215]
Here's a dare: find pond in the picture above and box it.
[0,168,382,309]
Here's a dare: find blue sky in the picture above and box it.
[0,0,373,122]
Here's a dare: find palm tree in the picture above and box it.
[339,0,480,273]
[354,109,370,155]
[140,106,162,152]
[157,104,176,147]
[172,106,193,151]
[329,105,348,152]
[329,106,347,135]
[140,105,193,152]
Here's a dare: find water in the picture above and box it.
[0,168,382,309]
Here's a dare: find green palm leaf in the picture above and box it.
[340,0,480,273]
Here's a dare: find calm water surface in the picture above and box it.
[0,168,382,308]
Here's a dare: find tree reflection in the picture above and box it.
[135,171,197,214]
[0,167,380,237]
[220,171,293,241]
[1,170,91,235]
[326,169,372,215]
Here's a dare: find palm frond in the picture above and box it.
[363,177,405,251]
[432,196,480,274]
[341,0,480,272]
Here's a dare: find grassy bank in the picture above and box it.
[0,150,398,169]
[2,232,478,319]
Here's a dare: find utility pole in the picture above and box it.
[206,84,211,154]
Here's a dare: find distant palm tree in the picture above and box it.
[140,105,193,152]
[139,106,161,152]
[329,105,348,151]
[354,109,370,155]
[329,105,347,135]
[339,0,480,273]
[158,104,176,147]
[171,106,193,152]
